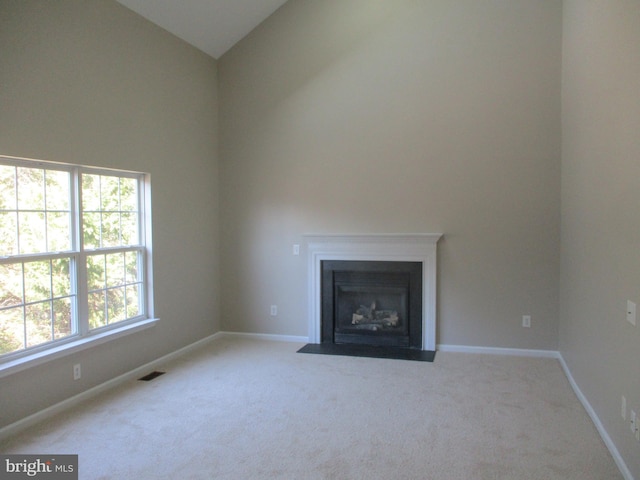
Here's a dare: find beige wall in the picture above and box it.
[0,0,219,426]
[218,0,562,349]
[561,1,640,477]
[2,1,638,475]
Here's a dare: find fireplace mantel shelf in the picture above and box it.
[304,233,441,244]
[304,233,442,351]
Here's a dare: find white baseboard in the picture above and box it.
[557,355,634,480]
[437,343,633,480]
[0,333,222,442]
[437,344,560,358]
[217,331,309,344]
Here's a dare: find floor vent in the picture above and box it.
[138,371,166,381]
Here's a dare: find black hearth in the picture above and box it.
[321,260,422,349]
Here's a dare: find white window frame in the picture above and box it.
[0,155,157,378]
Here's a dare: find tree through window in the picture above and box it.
[0,157,151,359]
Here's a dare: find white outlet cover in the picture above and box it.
[627,301,636,326]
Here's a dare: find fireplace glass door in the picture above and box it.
[321,261,422,348]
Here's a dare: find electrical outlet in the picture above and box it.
[631,408,640,442]
[627,300,636,326]
[270,305,278,316]
[293,244,300,255]
[522,315,531,328]
[73,364,81,380]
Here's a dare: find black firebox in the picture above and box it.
[321,260,423,349]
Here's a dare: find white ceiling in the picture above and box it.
[116,0,289,59]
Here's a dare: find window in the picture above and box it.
[0,156,154,365]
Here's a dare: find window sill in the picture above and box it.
[0,318,159,379]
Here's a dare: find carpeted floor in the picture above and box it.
[0,336,623,479]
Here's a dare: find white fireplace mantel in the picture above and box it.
[304,234,442,351]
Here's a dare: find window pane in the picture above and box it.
[82,174,101,211]
[121,213,138,245]
[81,173,140,251]
[47,212,71,251]
[87,255,105,292]
[53,297,73,339]
[17,167,44,211]
[83,212,101,249]
[120,177,138,212]
[0,165,16,210]
[51,258,71,297]
[107,287,125,324]
[0,263,23,307]
[106,252,125,287]
[101,212,121,247]
[125,251,138,283]
[0,212,18,257]
[0,306,25,354]
[101,176,120,211]
[19,212,46,254]
[88,291,106,329]
[45,170,70,211]
[126,284,141,318]
[25,301,52,347]
[24,261,51,304]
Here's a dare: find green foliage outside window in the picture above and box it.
[0,163,144,356]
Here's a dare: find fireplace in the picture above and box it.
[321,260,422,348]
[305,234,442,351]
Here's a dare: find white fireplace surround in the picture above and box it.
[304,234,442,351]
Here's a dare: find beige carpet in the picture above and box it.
[1,336,622,479]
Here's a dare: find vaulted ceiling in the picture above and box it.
[116,0,289,59]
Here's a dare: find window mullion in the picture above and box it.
[74,253,87,336]
[20,263,27,349]
[98,175,103,249]
[141,176,151,319]
[49,259,54,340]
[43,170,48,253]
[72,168,88,336]
[14,166,20,255]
